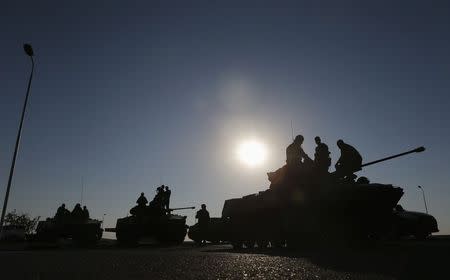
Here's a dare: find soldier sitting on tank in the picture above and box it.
[335,139,362,181]
[314,136,331,173]
[82,206,90,220]
[286,135,305,166]
[71,203,84,222]
[195,204,210,246]
[285,135,313,180]
[55,203,70,221]
[137,192,148,207]
[131,192,149,217]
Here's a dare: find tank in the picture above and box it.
[220,146,425,249]
[106,205,194,245]
[35,217,103,244]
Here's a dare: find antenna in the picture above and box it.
[81,176,84,205]
[290,120,294,141]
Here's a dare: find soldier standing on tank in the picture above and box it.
[82,206,90,220]
[154,186,165,209]
[314,136,331,173]
[335,139,363,180]
[163,186,171,210]
[195,204,210,246]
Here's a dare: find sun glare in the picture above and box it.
[237,140,267,167]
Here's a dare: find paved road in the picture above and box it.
[0,239,449,279]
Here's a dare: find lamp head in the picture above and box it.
[23,44,34,57]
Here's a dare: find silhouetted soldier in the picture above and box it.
[71,203,84,221]
[286,135,306,166]
[163,186,171,210]
[335,139,362,180]
[195,204,210,245]
[82,206,90,220]
[285,135,313,182]
[137,192,148,207]
[55,203,69,221]
[154,185,165,209]
[314,136,331,172]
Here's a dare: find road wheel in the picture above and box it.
[271,240,284,248]
[231,241,243,249]
[256,240,269,249]
[244,240,255,249]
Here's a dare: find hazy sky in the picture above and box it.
[1,1,449,235]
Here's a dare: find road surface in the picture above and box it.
[0,238,449,279]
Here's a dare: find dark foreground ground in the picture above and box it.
[1,237,450,280]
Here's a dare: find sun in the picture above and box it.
[236,140,267,167]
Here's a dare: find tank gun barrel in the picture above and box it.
[167,206,195,212]
[361,146,425,168]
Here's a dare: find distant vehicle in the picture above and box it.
[390,204,439,240]
[35,217,103,244]
[106,206,194,245]
[0,225,26,242]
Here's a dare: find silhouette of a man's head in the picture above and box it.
[141,192,144,196]
[294,135,304,144]
[201,204,206,209]
[337,139,344,148]
[315,136,321,144]
[165,186,169,191]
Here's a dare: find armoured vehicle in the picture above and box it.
[391,204,438,240]
[221,147,426,249]
[35,217,103,243]
[106,205,194,245]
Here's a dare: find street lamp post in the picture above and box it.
[0,44,35,233]
[418,185,428,214]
